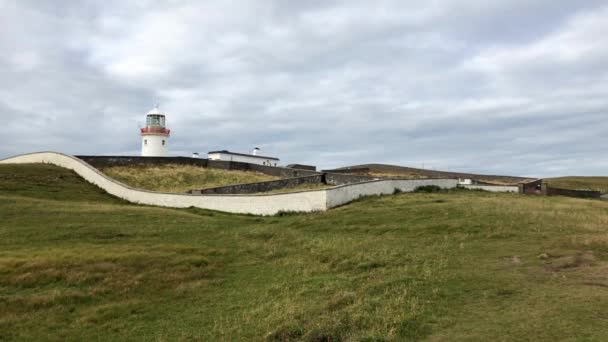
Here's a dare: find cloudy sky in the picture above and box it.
[2,1,607,177]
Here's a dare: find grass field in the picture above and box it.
[546,176,608,194]
[2,164,608,341]
[99,164,278,193]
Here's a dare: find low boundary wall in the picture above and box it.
[191,175,324,194]
[207,160,320,178]
[324,173,377,185]
[460,185,519,193]
[517,180,601,199]
[542,183,601,199]
[322,167,371,175]
[76,155,208,167]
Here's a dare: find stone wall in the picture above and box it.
[322,167,371,174]
[76,155,208,167]
[207,160,320,178]
[191,175,324,195]
[286,164,317,171]
[324,173,377,185]
[541,182,601,199]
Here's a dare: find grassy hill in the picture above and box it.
[546,176,608,194]
[99,164,279,193]
[326,164,535,185]
[1,164,608,340]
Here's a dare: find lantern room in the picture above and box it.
[141,106,171,157]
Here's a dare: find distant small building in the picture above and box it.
[518,178,543,194]
[458,178,472,185]
[208,149,279,166]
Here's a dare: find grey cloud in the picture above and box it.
[1,1,607,177]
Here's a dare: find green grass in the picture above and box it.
[99,164,279,193]
[2,164,608,340]
[546,176,608,194]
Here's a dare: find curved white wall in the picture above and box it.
[0,152,459,215]
[142,135,169,157]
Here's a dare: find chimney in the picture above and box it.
[253,147,260,156]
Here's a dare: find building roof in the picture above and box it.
[208,150,279,161]
[147,106,165,115]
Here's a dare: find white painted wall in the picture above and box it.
[326,179,459,208]
[142,134,169,157]
[460,185,518,192]
[208,152,279,166]
[1,152,460,215]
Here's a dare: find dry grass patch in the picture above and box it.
[100,164,279,192]
[0,246,219,298]
[543,251,597,271]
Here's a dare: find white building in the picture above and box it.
[208,149,280,166]
[141,106,170,157]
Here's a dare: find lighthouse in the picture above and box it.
[141,106,170,157]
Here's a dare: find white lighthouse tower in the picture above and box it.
[141,105,170,157]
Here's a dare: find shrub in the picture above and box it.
[413,185,443,193]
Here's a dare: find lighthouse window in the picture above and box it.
[162,140,165,146]
[146,115,165,127]
[144,139,148,145]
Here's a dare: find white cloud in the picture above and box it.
[465,5,608,80]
